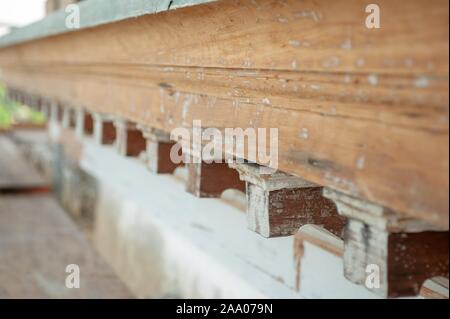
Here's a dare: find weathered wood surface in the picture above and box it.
[232,163,345,237]
[0,194,131,298]
[0,0,214,48]
[0,0,448,227]
[344,219,448,297]
[0,136,49,192]
[324,188,449,298]
[294,225,450,299]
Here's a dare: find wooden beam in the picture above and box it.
[137,125,183,174]
[294,224,450,299]
[324,188,449,298]
[0,0,448,228]
[62,106,76,129]
[182,144,244,197]
[93,113,116,145]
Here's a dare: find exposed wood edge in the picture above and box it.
[0,0,215,48]
[1,0,448,227]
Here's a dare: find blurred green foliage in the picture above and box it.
[0,83,46,129]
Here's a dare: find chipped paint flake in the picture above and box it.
[368,74,378,86]
[341,38,352,50]
[299,128,309,140]
[356,57,365,67]
[414,76,429,88]
[323,56,340,68]
[261,97,271,105]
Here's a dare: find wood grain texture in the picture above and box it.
[344,219,449,298]
[247,183,345,238]
[186,162,245,197]
[0,0,448,227]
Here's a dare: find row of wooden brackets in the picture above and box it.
[8,88,449,298]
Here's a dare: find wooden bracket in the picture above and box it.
[39,98,50,119]
[62,106,76,129]
[114,119,146,157]
[75,109,94,138]
[137,125,182,174]
[22,92,30,108]
[180,143,244,197]
[19,92,26,106]
[230,163,345,238]
[323,188,449,298]
[93,113,116,145]
[186,160,245,198]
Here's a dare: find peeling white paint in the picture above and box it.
[404,58,413,68]
[343,74,352,84]
[288,40,301,48]
[294,10,321,22]
[368,74,378,86]
[356,156,365,170]
[299,128,309,140]
[414,76,430,88]
[341,38,352,50]
[181,95,193,120]
[243,58,252,67]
